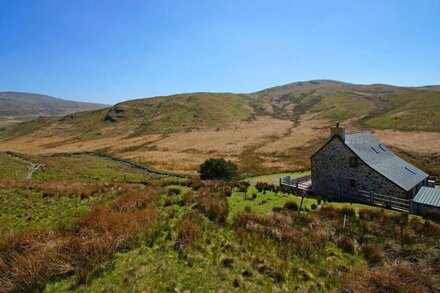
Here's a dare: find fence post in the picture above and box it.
[369,191,373,204]
[298,194,305,216]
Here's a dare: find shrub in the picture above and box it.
[112,189,159,212]
[358,208,385,221]
[255,182,266,192]
[340,207,356,218]
[181,191,195,206]
[319,206,355,218]
[183,190,229,223]
[164,197,173,207]
[237,181,250,192]
[167,187,181,196]
[174,219,201,254]
[317,206,339,218]
[196,193,229,223]
[284,201,298,211]
[199,158,238,180]
[361,242,384,265]
[188,177,204,190]
[336,235,356,254]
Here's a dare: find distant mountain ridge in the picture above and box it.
[1,79,440,136]
[0,80,439,176]
[0,91,108,126]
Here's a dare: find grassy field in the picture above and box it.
[32,154,149,182]
[0,187,117,237]
[309,94,377,122]
[366,91,440,131]
[0,151,439,292]
[227,188,316,222]
[0,152,29,179]
[245,171,311,185]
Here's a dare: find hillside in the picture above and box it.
[1,154,439,292]
[0,92,108,126]
[0,80,439,176]
[250,80,440,131]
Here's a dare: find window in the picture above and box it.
[371,146,380,154]
[349,156,359,168]
[350,179,356,188]
[405,166,417,175]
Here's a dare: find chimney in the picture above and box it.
[330,121,345,141]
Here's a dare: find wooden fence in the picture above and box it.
[357,189,410,212]
[279,175,312,194]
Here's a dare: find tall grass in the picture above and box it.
[0,179,109,198]
[339,260,440,292]
[182,183,229,223]
[233,209,332,259]
[0,187,163,291]
[174,216,202,255]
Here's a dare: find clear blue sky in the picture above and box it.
[1,0,439,105]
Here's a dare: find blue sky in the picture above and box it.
[0,0,439,105]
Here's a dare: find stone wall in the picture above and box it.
[311,137,410,201]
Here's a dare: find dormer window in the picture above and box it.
[349,156,358,168]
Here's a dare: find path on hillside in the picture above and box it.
[6,153,42,179]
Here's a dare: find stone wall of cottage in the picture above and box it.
[311,137,410,201]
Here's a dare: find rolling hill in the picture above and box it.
[0,80,439,176]
[0,92,108,126]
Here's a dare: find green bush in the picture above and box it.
[199,158,238,180]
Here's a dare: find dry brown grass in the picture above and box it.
[374,129,440,154]
[0,114,438,175]
[0,186,162,291]
[256,112,329,153]
[338,260,440,293]
[0,179,108,198]
[233,210,332,258]
[112,188,160,212]
[174,217,202,255]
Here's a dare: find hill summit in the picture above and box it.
[0,80,439,176]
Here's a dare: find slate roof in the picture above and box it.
[344,131,428,191]
[413,187,440,207]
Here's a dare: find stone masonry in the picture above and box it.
[311,137,412,201]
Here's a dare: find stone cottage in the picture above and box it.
[311,123,429,208]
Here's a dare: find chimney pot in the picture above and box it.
[331,122,345,141]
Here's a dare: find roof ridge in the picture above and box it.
[343,132,428,191]
[346,130,370,135]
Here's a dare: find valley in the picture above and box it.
[1,80,440,292]
[1,80,439,177]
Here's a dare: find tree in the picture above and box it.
[199,158,238,180]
